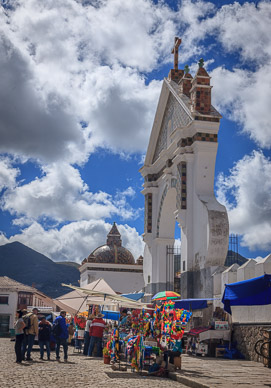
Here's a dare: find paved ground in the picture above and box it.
[1,338,186,388]
[171,353,271,388]
[2,338,271,388]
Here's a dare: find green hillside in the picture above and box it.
[0,242,80,298]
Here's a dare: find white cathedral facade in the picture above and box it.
[141,38,229,298]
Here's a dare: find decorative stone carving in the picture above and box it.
[152,94,192,163]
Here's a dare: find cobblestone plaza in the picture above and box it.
[0,338,185,388]
[2,338,271,388]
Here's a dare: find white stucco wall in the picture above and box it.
[0,291,18,330]
[255,255,271,277]
[143,244,152,286]
[80,263,144,294]
[216,258,271,324]
[232,305,271,323]
[221,264,239,295]
[81,270,144,293]
[237,260,256,282]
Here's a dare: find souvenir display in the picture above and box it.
[104,299,192,374]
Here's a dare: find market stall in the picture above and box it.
[105,299,192,375]
[186,321,231,357]
[62,283,193,375]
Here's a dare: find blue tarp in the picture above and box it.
[121,292,144,301]
[102,310,120,321]
[222,274,271,314]
[174,299,209,310]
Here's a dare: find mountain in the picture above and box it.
[0,241,80,298]
[57,261,80,269]
[225,250,248,267]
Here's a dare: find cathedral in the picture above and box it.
[80,223,144,294]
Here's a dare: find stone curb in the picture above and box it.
[169,372,210,388]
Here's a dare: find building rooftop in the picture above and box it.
[0,276,38,293]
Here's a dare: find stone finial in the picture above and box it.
[198,58,204,68]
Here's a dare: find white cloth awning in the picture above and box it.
[55,278,117,314]
[62,280,152,310]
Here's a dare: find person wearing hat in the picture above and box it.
[88,312,106,357]
[22,307,39,361]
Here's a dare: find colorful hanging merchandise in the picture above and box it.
[131,335,144,372]
[107,328,120,362]
[154,300,192,345]
[131,310,153,338]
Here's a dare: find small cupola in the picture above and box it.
[106,222,122,247]
[179,65,193,96]
[190,59,212,114]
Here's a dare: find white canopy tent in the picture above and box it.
[54,278,118,315]
[62,281,152,310]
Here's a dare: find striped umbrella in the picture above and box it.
[152,291,180,301]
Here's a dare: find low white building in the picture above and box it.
[214,255,271,324]
[80,223,144,294]
[0,276,56,335]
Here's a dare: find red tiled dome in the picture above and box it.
[84,223,135,265]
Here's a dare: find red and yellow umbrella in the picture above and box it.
[152,291,180,301]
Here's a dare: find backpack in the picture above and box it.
[23,313,32,332]
[52,319,62,338]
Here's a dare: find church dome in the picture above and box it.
[84,223,135,265]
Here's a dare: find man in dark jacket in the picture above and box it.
[38,316,51,360]
[53,310,68,362]
[88,313,106,357]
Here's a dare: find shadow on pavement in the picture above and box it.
[106,372,171,381]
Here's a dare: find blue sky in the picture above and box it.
[0,0,270,263]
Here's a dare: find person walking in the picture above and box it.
[14,310,25,363]
[22,308,39,361]
[53,310,68,362]
[38,316,51,360]
[83,315,93,355]
[88,313,106,357]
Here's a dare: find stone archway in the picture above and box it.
[140,38,229,298]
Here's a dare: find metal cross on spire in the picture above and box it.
[171,37,182,70]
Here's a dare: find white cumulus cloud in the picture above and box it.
[0,157,20,191]
[0,220,144,263]
[178,0,271,148]
[0,0,176,163]
[216,151,271,251]
[1,162,139,223]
